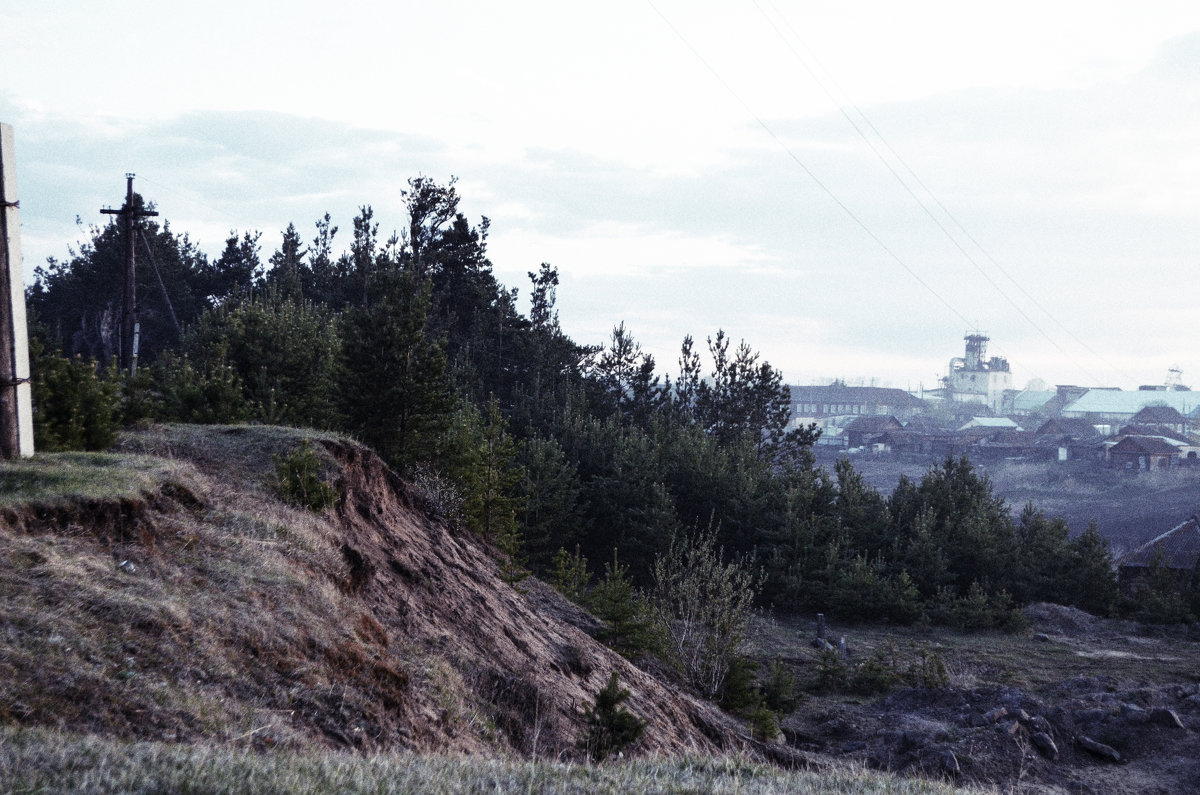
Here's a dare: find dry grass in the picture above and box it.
[0,452,186,508]
[0,726,991,794]
[0,428,418,752]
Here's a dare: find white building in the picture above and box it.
[943,333,1011,414]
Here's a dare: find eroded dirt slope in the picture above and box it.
[0,425,761,762]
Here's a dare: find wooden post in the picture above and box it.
[100,174,156,376]
[0,123,34,458]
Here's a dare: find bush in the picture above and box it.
[584,551,665,659]
[549,546,592,602]
[811,640,949,696]
[273,440,337,512]
[579,672,646,761]
[153,354,251,424]
[31,345,121,452]
[928,582,1027,633]
[651,527,760,698]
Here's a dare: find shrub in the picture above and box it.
[812,640,949,696]
[31,345,121,452]
[409,463,464,528]
[273,440,337,512]
[651,526,760,698]
[928,582,1027,633]
[761,658,801,714]
[579,672,646,761]
[585,551,665,659]
[549,546,592,602]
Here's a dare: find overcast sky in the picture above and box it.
[3,2,1199,391]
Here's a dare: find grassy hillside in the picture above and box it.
[0,423,993,793]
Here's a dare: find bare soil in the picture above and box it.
[756,605,1200,794]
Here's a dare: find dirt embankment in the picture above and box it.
[0,426,766,762]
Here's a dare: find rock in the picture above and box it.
[984,706,1009,723]
[1077,735,1121,763]
[1028,715,1053,736]
[1074,708,1107,724]
[1033,632,1052,642]
[1119,703,1147,723]
[1030,731,1059,760]
[1148,708,1185,729]
[995,719,1022,737]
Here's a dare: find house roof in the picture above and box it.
[789,384,925,409]
[1063,390,1200,417]
[1116,516,1200,570]
[845,415,903,433]
[1118,425,1191,444]
[1011,390,1057,413]
[959,417,1021,431]
[1035,417,1103,439]
[1130,405,1187,424]
[1109,435,1183,456]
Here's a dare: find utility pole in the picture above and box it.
[0,122,34,458]
[101,174,157,375]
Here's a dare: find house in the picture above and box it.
[1128,405,1189,436]
[845,415,904,448]
[1033,417,1107,462]
[1115,516,1200,596]
[788,383,926,425]
[1107,435,1181,470]
[1061,391,1200,427]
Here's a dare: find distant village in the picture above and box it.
[789,333,1200,471]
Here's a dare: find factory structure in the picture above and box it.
[938,333,1012,414]
[788,331,1200,470]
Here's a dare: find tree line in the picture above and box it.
[28,175,1134,627]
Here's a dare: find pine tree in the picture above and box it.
[579,672,646,761]
[339,269,452,470]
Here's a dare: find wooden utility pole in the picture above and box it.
[0,122,34,458]
[101,174,157,375]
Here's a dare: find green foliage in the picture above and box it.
[761,658,802,715]
[273,440,338,512]
[1060,522,1120,617]
[579,672,646,762]
[812,640,949,696]
[549,546,592,603]
[182,290,341,429]
[651,526,760,698]
[517,435,583,572]
[442,398,527,585]
[28,208,211,365]
[339,269,452,470]
[584,550,665,659]
[152,354,251,424]
[928,582,1027,633]
[30,342,121,452]
[1131,550,1198,624]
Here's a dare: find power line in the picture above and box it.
[644,0,975,331]
[751,0,1136,387]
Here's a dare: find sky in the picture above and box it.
[2,1,1199,392]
